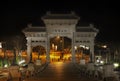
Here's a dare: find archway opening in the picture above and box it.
[32,45,46,64]
[75,45,90,63]
[50,36,71,62]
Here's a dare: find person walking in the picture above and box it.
[7,72,12,81]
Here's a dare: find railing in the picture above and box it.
[75,63,120,81]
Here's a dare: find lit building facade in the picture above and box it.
[23,12,99,63]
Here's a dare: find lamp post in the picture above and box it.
[101,45,111,64]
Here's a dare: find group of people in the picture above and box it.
[6,62,35,81]
[19,63,35,81]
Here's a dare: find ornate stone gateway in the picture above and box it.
[23,12,99,63]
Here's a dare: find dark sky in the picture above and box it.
[0,0,120,42]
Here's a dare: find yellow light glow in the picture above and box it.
[57,36,60,39]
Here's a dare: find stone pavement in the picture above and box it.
[1,62,118,81]
[24,62,98,81]
[0,63,47,81]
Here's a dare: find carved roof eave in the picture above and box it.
[76,26,99,33]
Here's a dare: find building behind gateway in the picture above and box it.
[23,11,99,64]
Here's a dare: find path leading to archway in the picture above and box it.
[26,62,97,81]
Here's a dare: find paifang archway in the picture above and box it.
[23,12,99,63]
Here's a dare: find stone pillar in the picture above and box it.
[27,37,32,63]
[90,44,94,63]
[46,35,50,63]
[72,32,75,63]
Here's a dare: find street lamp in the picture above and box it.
[100,45,111,64]
[102,45,108,63]
[102,45,107,48]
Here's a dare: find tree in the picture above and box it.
[6,35,26,65]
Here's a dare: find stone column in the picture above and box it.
[46,35,50,63]
[72,32,75,63]
[90,44,94,62]
[26,37,32,63]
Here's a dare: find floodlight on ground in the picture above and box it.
[113,63,119,68]
[4,64,8,68]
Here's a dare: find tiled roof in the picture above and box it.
[23,27,46,32]
[42,12,80,19]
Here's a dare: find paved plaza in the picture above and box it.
[1,61,118,81]
[24,62,98,81]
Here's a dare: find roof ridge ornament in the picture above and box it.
[27,23,32,28]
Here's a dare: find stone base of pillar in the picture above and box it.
[79,59,85,65]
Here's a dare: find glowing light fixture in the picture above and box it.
[74,46,77,50]
[85,46,89,50]
[18,60,25,65]
[113,63,119,68]
[4,64,8,67]
[100,60,104,64]
[102,45,107,48]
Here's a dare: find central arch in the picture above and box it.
[50,36,72,62]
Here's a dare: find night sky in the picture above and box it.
[0,0,120,42]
